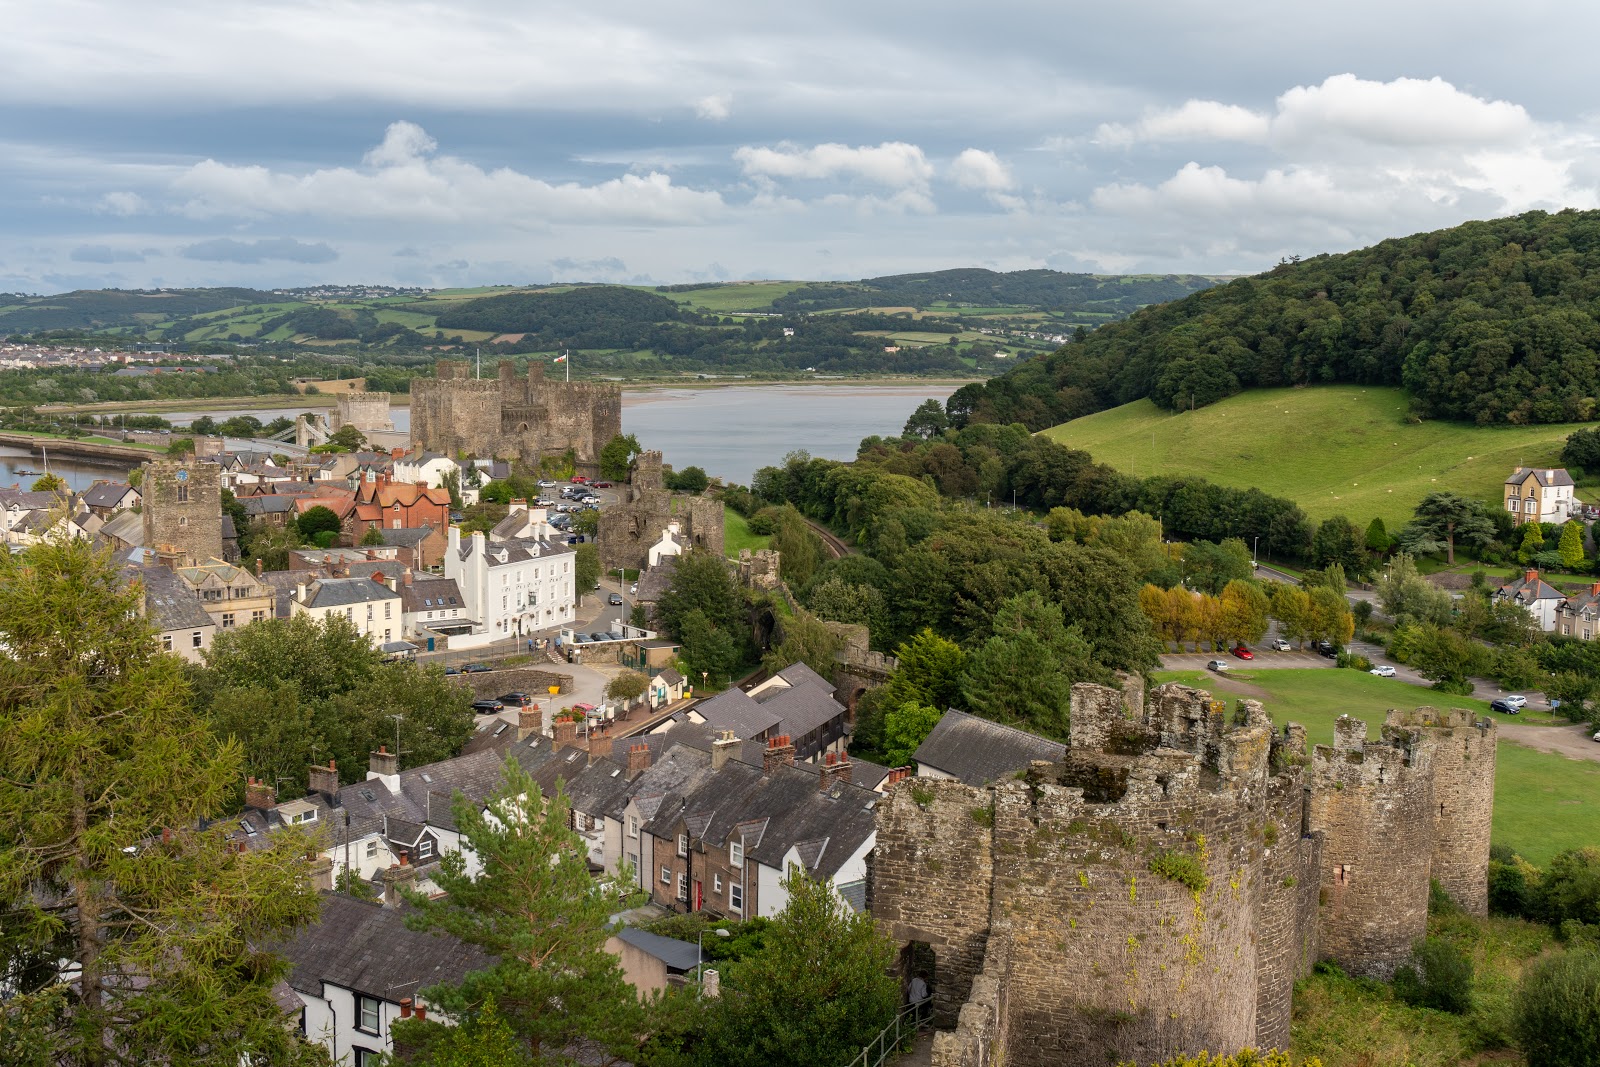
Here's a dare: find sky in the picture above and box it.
[4,0,1599,293]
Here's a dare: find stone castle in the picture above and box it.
[141,460,223,567]
[409,359,620,475]
[597,450,724,571]
[871,678,1495,1067]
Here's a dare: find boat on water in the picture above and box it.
[15,468,39,476]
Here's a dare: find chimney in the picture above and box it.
[254,557,263,577]
[886,766,913,788]
[1526,569,1538,584]
[403,567,413,587]
[244,776,277,810]
[307,759,339,797]
[711,730,740,772]
[763,735,795,775]
[366,548,377,561]
[400,999,413,1019]
[368,745,400,793]
[819,750,853,793]
[627,742,652,777]
[553,717,578,749]
[588,734,614,762]
[517,705,544,741]
[702,968,721,998]
[414,1005,427,1022]
[309,854,334,892]
[385,573,398,593]
[295,581,307,604]
[383,852,418,908]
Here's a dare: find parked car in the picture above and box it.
[460,663,492,674]
[1206,659,1229,672]
[1231,645,1254,660]
[535,497,555,507]
[1269,638,1292,652]
[1370,665,1397,678]
[571,476,591,484]
[537,479,557,488]
[1316,641,1337,658]
[594,481,613,489]
[444,666,461,676]
[499,692,531,707]
[605,631,625,641]
[589,632,610,642]
[1502,694,1527,710]
[1490,699,1522,715]
[608,592,623,605]
[471,699,504,714]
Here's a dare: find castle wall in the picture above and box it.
[333,391,394,433]
[1252,747,1320,1053]
[141,461,223,566]
[409,359,618,467]
[598,451,724,571]
[1308,716,1435,978]
[1393,708,1497,916]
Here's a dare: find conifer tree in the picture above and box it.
[1519,521,1545,565]
[1559,520,1586,571]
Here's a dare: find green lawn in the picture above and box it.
[655,281,807,313]
[723,511,771,557]
[1155,667,1600,864]
[1041,385,1584,529]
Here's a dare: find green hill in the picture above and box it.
[954,209,1600,431]
[1041,385,1583,529]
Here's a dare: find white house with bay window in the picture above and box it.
[444,526,576,639]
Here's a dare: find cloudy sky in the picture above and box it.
[4,0,1598,293]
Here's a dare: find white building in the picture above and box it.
[648,521,686,568]
[445,526,576,640]
[290,575,405,647]
[1492,569,1567,633]
[392,449,460,491]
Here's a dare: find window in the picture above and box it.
[252,610,265,623]
[161,635,173,651]
[713,873,722,893]
[221,612,235,628]
[729,882,743,912]
[353,1049,380,1067]
[192,631,203,648]
[628,816,639,838]
[366,840,378,858]
[356,995,381,1034]
[677,873,689,902]
[730,838,744,868]
[176,484,188,503]
[384,629,392,642]
[661,866,671,885]
[392,519,401,529]
[677,834,688,858]
[1334,863,1352,887]
[419,839,433,858]
[384,603,392,619]
[178,516,188,527]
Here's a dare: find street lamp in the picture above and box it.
[1252,535,1260,570]
[697,927,730,994]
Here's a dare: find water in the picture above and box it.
[121,382,967,485]
[0,446,134,492]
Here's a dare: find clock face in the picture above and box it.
[175,469,189,483]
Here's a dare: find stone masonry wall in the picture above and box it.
[1253,747,1320,1053]
[335,391,394,433]
[1308,715,1436,978]
[1395,707,1497,916]
[141,460,223,566]
[410,359,619,469]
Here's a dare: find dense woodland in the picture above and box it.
[765,267,1215,317]
[951,209,1600,429]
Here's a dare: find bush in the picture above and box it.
[746,506,783,536]
[1489,854,1540,918]
[1128,1051,1313,1067]
[1336,652,1373,671]
[1392,936,1474,1014]
[1431,677,1476,696]
[1536,848,1600,929]
[1514,949,1600,1067]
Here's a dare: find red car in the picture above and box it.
[594,481,613,489]
[1231,645,1254,659]
[571,476,590,485]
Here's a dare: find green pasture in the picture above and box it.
[724,511,772,557]
[1042,386,1581,529]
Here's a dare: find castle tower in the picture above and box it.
[632,451,666,493]
[140,461,223,567]
[1307,715,1436,978]
[333,391,393,433]
[1392,707,1497,915]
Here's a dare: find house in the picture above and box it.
[681,662,848,763]
[1492,569,1566,633]
[911,708,1067,785]
[238,493,298,527]
[1555,581,1600,640]
[488,500,560,543]
[79,480,140,518]
[379,524,446,571]
[291,575,406,647]
[172,557,275,632]
[119,550,217,663]
[352,478,452,539]
[1504,467,1578,526]
[391,450,459,491]
[648,668,686,710]
[97,508,146,554]
[445,526,577,640]
[272,893,493,1067]
[398,572,473,641]
[606,927,702,998]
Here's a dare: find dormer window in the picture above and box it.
[730,838,744,868]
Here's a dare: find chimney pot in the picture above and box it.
[400,998,413,1019]
[414,1005,426,1022]
[763,734,796,775]
[588,735,614,762]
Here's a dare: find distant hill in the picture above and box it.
[0,288,277,333]
[951,210,1600,430]
[765,268,1216,320]
[1041,385,1580,529]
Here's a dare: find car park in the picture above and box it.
[1370,665,1397,678]
[1490,699,1522,715]
[537,479,557,488]
[472,699,504,714]
[589,631,609,642]
[499,692,531,707]
[1316,641,1337,658]
[608,592,623,605]
[1207,659,1229,672]
[1269,638,1292,652]
[1232,645,1254,659]
[461,663,492,674]
[1502,694,1527,710]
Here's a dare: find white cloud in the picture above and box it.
[949,148,1014,191]
[172,122,727,227]
[734,141,934,189]
[96,191,147,215]
[1096,100,1270,146]
[695,94,731,121]
[1272,74,1530,147]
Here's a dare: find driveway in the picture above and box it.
[1162,651,1331,672]
[1497,721,1600,764]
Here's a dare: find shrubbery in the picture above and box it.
[1393,936,1474,1014]
[1514,949,1600,1067]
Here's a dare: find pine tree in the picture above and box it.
[1559,521,1586,571]
[393,757,647,1064]
[0,537,327,1066]
[1519,521,1545,565]
[959,591,1105,738]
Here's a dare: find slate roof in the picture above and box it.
[613,927,702,972]
[658,668,684,686]
[633,556,680,605]
[128,563,214,631]
[381,525,435,548]
[272,893,494,1002]
[240,495,296,516]
[691,661,844,743]
[79,481,136,509]
[1506,467,1576,488]
[300,576,401,609]
[1495,571,1566,603]
[220,514,237,541]
[99,509,144,546]
[401,576,465,614]
[690,689,781,742]
[457,535,575,567]
[912,709,1066,786]
[0,489,63,510]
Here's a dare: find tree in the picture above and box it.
[665,465,710,494]
[1392,936,1473,1014]
[1514,949,1600,1067]
[1269,584,1315,648]
[762,609,844,678]
[676,609,745,689]
[1087,510,1168,581]
[359,523,386,546]
[326,424,366,451]
[772,506,824,590]
[1409,492,1496,566]
[574,542,601,595]
[1519,521,1546,565]
[600,433,642,481]
[806,576,887,638]
[1376,554,1455,626]
[959,590,1105,738]
[296,504,343,542]
[882,629,967,712]
[0,537,328,1066]
[1311,516,1364,574]
[190,415,218,436]
[1307,586,1354,648]
[1218,579,1270,646]
[605,669,649,705]
[166,436,196,456]
[480,479,514,505]
[902,398,949,439]
[1532,847,1600,927]
[1364,517,1391,554]
[1181,538,1253,594]
[220,486,248,536]
[1562,426,1600,476]
[655,549,745,640]
[1560,521,1587,570]
[394,759,647,1064]
[701,867,899,1067]
[29,471,65,494]
[882,700,943,768]
[239,517,302,571]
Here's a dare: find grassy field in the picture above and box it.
[1041,386,1584,529]
[657,281,807,314]
[1155,667,1600,864]
[723,511,772,557]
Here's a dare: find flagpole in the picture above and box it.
[565,349,570,383]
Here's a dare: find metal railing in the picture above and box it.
[845,998,931,1067]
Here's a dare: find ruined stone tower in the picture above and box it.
[409,359,621,475]
[597,450,724,571]
[141,460,223,567]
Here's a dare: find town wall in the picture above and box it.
[1398,707,1497,915]
[597,451,725,571]
[1307,715,1435,978]
[141,460,223,567]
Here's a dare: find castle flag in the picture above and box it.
[553,353,568,363]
